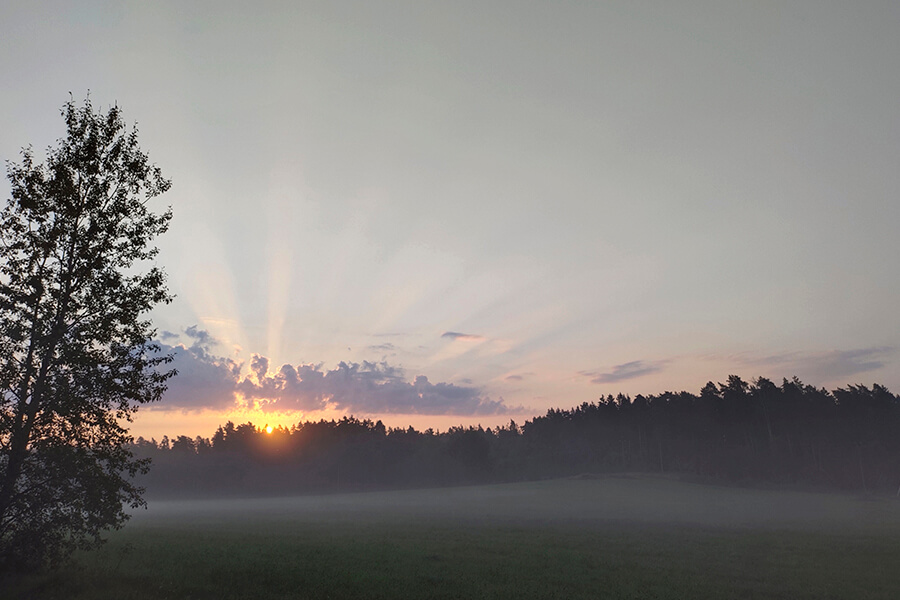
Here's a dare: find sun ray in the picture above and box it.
[264,165,301,365]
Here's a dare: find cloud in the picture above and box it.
[239,360,513,415]
[184,325,217,349]
[367,343,396,352]
[159,330,179,340]
[441,331,485,341]
[157,341,242,410]
[504,372,533,382]
[821,348,893,377]
[155,329,516,416]
[250,354,269,382]
[728,347,895,382]
[582,360,666,384]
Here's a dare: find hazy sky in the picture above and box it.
[3,1,899,438]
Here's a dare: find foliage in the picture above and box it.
[137,377,900,497]
[0,97,173,570]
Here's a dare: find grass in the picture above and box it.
[7,475,900,599]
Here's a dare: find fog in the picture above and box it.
[133,475,900,536]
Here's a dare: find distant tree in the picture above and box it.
[171,435,196,453]
[0,97,174,570]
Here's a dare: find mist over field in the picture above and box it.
[137,475,899,534]
[37,377,887,599]
[14,477,900,599]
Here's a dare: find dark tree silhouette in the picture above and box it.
[0,97,173,570]
[135,377,900,499]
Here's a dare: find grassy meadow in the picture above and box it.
[7,475,900,599]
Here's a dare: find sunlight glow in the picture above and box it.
[265,424,274,434]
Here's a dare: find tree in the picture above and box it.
[0,97,174,570]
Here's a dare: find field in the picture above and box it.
[8,475,900,599]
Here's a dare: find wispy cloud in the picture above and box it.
[721,347,895,382]
[581,360,666,384]
[367,342,396,352]
[441,331,485,341]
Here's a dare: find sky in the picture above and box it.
[2,1,899,440]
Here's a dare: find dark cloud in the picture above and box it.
[240,360,512,415]
[441,331,484,341]
[157,342,242,410]
[159,330,179,340]
[250,354,269,382]
[582,360,665,384]
[155,337,516,416]
[184,325,217,349]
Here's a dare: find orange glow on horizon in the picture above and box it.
[131,405,531,441]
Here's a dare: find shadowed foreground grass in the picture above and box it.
[7,476,900,599]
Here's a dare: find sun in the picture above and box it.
[265,424,274,434]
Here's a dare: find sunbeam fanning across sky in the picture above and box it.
[2,1,900,440]
[263,163,302,365]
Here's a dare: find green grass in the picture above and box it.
[7,476,900,599]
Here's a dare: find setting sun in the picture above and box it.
[265,424,273,434]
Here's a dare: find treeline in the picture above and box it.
[133,376,900,497]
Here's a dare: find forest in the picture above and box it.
[134,375,900,497]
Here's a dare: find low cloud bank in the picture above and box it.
[157,327,512,416]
